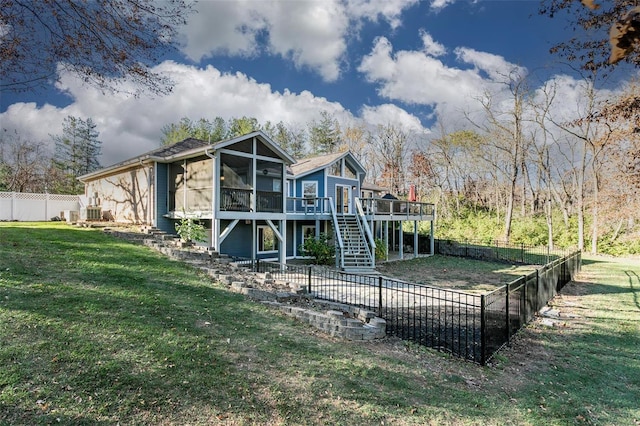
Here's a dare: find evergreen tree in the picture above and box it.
[265,121,307,159]
[209,117,228,142]
[228,116,261,137]
[308,111,340,155]
[52,116,102,194]
[161,117,196,145]
[161,116,230,145]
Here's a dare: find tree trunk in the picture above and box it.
[610,219,624,243]
[590,169,600,254]
[546,196,554,251]
[504,173,517,242]
[577,143,586,251]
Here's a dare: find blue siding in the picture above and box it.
[295,170,325,197]
[219,220,288,259]
[286,222,294,256]
[326,176,359,196]
[220,221,252,258]
[327,175,360,214]
[155,163,174,233]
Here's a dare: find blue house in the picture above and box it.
[80,131,434,272]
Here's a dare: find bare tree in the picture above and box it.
[1,0,192,95]
[466,71,531,242]
[0,132,53,193]
[339,122,370,165]
[370,123,410,195]
[546,74,614,253]
[589,80,640,245]
[530,80,564,250]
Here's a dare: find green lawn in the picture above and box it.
[1,223,638,425]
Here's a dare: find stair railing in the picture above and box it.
[355,197,376,268]
[328,197,345,269]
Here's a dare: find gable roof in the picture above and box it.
[78,138,210,181]
[361,182,387,192]
[213,130,296,165]
[149,138,209,158]
[79,131,296,182]
[290,151,366,179]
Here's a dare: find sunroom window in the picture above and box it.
[220,153,252,212]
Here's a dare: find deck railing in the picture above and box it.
[359,198,435,218]
[256,191,282,212]
[220,187,252,212]
[285,197,332,215]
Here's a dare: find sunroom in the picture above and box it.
[160,132,295,262]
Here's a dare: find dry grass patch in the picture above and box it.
[377,255,536,292]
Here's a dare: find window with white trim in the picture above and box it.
[301,225,316,246]
[302,181,318,205]
[257,226,278,253]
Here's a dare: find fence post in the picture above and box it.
[546,244,550,265]
[256,258,260,273]
[308,266,312,294]
[521,243,524,263]
[480,295,486,365]
[378,275,383,313]
[505,282,511,343]
[45,193,49,221]
[523,274,528,323]
[535,266,541,312]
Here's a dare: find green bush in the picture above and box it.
[374,238,387,260]
[299,232,335,265]
[598,233,640,256]
[175,217,207,243]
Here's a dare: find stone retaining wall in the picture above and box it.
[229,280,386,341]
[104,227,387,342]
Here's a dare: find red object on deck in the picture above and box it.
[408,184,416,202]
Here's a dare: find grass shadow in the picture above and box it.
[625,270,640,311]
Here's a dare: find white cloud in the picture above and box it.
[358,36,489,108]
[420,29,446,57]
[178,1,266,60]
[0,61,363,165]
[454,47,526,82]
[262,1,348,82]
[357,33,531,120]
[429,0,458,11]
[178,0,418,82]
[345,0,419,30]
[360,104,427,133]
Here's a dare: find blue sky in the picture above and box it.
[0,0,635,165]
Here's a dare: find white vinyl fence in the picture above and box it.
[0,192,80,221]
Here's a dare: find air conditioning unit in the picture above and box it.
[62,210,79,223]
[80,207,102,221]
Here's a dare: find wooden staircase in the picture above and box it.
[335,214,375,273]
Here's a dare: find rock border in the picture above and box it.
[103,227,387,341]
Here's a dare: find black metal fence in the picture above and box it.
[435,238,573,265]
[254,250,581,364]
[482,251,582,362]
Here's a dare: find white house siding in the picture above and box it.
[84,165,153,224]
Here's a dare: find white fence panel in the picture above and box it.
[0,192,80,221]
